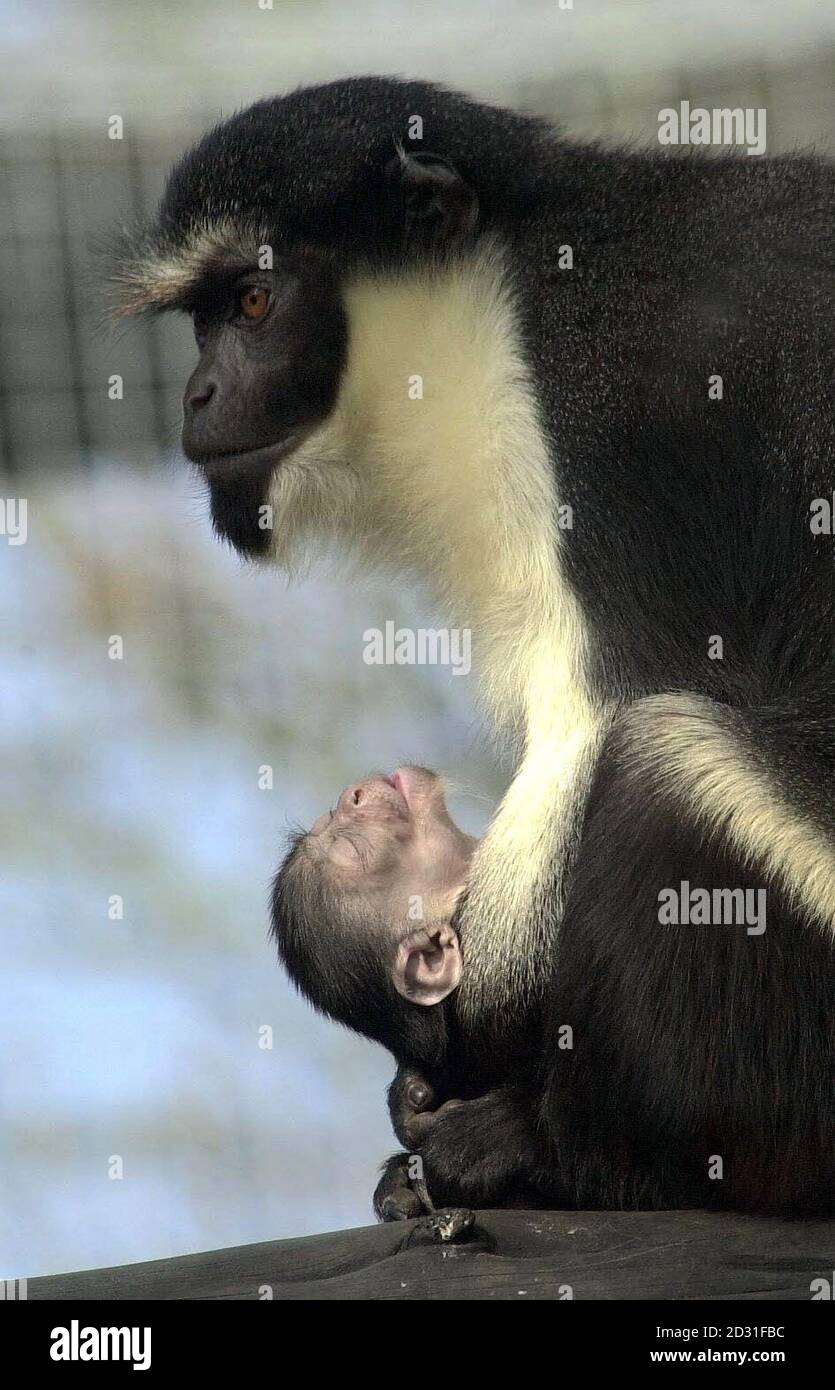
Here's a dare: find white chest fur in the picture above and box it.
[268,243,610,1017]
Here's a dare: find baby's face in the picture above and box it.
[304,766,477,926]
[282,767,477,1007]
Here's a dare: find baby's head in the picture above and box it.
[271,767,477,1053]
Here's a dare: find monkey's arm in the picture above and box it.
[378,1082,559,1217]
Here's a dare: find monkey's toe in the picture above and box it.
[373,1152,432,1222]
[379,1188,425,1222]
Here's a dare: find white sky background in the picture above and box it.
[3,0,835,129]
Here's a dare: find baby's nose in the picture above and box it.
[336,774,392,813]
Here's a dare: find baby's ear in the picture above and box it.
[392,926,462,1006]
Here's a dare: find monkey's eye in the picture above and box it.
[239,286,271,321]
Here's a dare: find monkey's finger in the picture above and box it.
[379,1189,424,1222]
[403,1097,464,1146]
[406,1080,433,1110]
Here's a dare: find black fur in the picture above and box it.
[155,78,550,260]
[419,706,835,1216]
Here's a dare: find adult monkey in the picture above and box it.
[115,78,835,1213]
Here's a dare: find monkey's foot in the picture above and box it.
[374,1153,433,1222]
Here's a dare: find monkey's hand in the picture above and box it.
[387,1064,463,1149]
[418,1087,557,1211]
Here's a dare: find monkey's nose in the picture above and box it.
[336,773,402,815]
[337,784,364,812]
[184,382,215,413]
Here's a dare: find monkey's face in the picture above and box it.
[115,82,483,562]
[303,766,475,1006]
[307,766,476,915]
[179,251,348,555]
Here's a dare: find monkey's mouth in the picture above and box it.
[190,431,302,481]
[384,771,409,809]
[388,766,443,813]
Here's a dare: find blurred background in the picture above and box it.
[1,0,834,1278]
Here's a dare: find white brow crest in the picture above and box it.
[111,218,268,316]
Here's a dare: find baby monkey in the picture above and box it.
[271,766,487,1218]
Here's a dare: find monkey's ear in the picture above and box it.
[393,926,462,1006]
[386,150,478,245]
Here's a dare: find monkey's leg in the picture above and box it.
[540,691,835,1213]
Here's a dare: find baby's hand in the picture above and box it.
[387,1064,463,1149]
